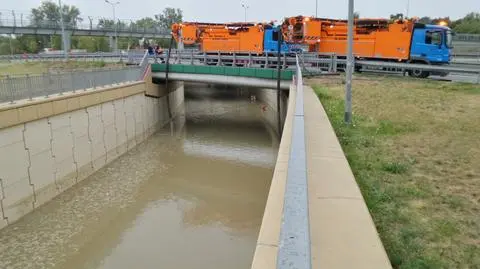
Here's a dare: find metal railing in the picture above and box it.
[0,66,143,104]
[454,33,480,42]
[0,15,170,36]
[0,51,147,62]
[153,50,480,81]
[276,55,311,269]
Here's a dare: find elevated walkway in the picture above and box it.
[151,64,293,90]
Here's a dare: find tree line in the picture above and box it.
[0,1,479,55]
[389,12,480,33]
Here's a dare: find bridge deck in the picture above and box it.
[151,64,295,80]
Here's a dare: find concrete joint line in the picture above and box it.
[123,98,128,147]
[23,122,36,209]
[69,114,79,184]
[112,101,119,155]
[316,196,362,201]
[47,118,59,194]
[258,243,278,248]
[0,178,6,222]
[101,103,108,164]
[132,98,138,143]
[85,108,94,170]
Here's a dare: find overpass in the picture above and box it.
[0,16,170,51]
[0,50,392,269]
[151,63,294,90]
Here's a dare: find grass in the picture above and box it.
[0,60,124,76]
[308,75,480,269]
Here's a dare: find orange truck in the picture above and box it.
[281,16,453,77]
[171,21,300,66]
[172,22,266,54]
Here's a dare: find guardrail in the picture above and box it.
[156,50,480,81]
[0,66,143,104]
[0,51,147,62]
[276,55,311,269]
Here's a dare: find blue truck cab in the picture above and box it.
[410,24,453,64]
[264,26,303,53]
[407,23,453,77]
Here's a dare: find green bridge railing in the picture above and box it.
[151,64,295,81]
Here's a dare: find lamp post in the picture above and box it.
[58,0,68,60]
[105,0,120,51]
[345,0,354,124]
[316,0,318,17]
[241,3,249,23]
[406,0,410,18]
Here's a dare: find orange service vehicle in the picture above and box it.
[172,22,266,54]
[281,16,453,77]
[282,16,415,60]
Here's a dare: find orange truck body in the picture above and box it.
[171,22,266,54]
[282,16,416,61]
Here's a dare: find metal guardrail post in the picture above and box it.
[26,74,33,101]
[6,75,15,104]
[276,55,311,269]
[43,73,49,99]
[71,72,75,93]
[57,73,64,96]
[328,54,334,73]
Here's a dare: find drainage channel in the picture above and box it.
[0,84,282,269]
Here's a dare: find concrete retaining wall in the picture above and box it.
[256,88,288,135]
[0,80,184,230]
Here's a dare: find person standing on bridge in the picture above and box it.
[155,45,165,63]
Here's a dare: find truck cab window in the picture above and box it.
[272,31,279,41]
[426,31,442,46]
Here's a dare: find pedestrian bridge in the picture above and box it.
[151,63,294,90]
[0,54,393,269]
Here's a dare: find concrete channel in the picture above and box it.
[0,66,392,268]
[0,73,289,268]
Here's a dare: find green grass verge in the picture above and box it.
[0,60,119,75]
[311,77,480,269]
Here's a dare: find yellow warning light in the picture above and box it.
[438,21,448,26]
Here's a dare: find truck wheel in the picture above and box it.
[408,69,430,78]
[354,64,362,73]
[407,61,430,78]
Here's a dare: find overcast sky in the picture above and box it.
[1,0,478,23]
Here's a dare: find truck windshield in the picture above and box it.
[446,31,453,48]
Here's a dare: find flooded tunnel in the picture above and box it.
[0,83,288,269]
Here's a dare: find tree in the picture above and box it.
[30,1,82,28]
[451,12,480,34]
[97,19,127,31]
[133,17,159,31]
[155,7,183,30]
[390,13,404,21]
[75,36,110,52]
[418,16,432,24]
